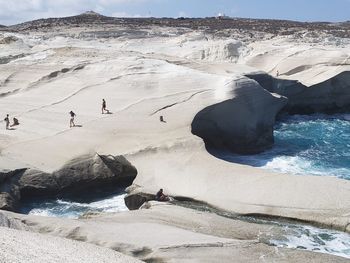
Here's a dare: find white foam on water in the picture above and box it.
[270,225,350,259]
[28,193,127,219]
[262,154,350,179]
[263,156,311,176]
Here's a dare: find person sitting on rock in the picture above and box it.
[155,188,170,202]
[160,115,166,123]
[11,117,19,127]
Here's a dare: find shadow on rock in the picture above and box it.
[0,153,137,212]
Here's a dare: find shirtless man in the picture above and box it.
[4,114,9,130]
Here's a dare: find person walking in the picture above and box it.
[101,99,109,114]
[4,114,9,130]
[69,111,76,127]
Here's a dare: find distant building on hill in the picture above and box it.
[216,13,230,19]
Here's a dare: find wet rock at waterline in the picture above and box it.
[124,191,155,210]
[0,169,25,211]
[0,154,137,212]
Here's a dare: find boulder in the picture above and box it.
[0,154,137,212]
[0,169,26,212]
[124,192,155,210]
[52,154,137,195]
[191,78,288,154]
[18,169,56,197]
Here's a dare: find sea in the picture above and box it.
[22,113,350,258]
[218,113,350,180]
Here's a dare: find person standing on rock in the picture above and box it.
[102,99,109,114]
[69,111,76,128]
[4,114,10,130]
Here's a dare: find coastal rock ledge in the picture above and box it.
[191,78,288,154]
[0,153,137,212]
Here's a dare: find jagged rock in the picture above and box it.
[18,169,57,197]
[0,35,19,44]
[191,78,288,154]
[0,169,26,212]
[0,193,17,211]
[246,71,350,114]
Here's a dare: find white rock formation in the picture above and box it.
[0,21,349,240]
[0,226,141,263]
[1,203,348,262]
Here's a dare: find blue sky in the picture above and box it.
[0,0,349,25]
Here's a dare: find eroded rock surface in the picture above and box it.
[1,203,348,263]
[191,78,288,153]
[246,71,350,114]
[0,169,25,211]
[0,154,137,212]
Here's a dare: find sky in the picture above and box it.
[0,0,349,26]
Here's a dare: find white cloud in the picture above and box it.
[0,0,154,25]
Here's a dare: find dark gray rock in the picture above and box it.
[124,192,155,210]
[191,78,287,154]
[0,169,26,212]
[0,154,137,212]
[18,169,57,197]
[52,154,137,195]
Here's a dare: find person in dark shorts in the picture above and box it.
[102,99,108,114]
[69,111,76,127]
[155,188,170,201]
[4,114,9,130]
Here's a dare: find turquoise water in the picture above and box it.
[21,190,127,218]
[21,113,350,258]
[219,114,350,179]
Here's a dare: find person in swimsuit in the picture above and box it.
[69,111,76,127]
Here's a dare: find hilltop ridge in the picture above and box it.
[1,12,349,38]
